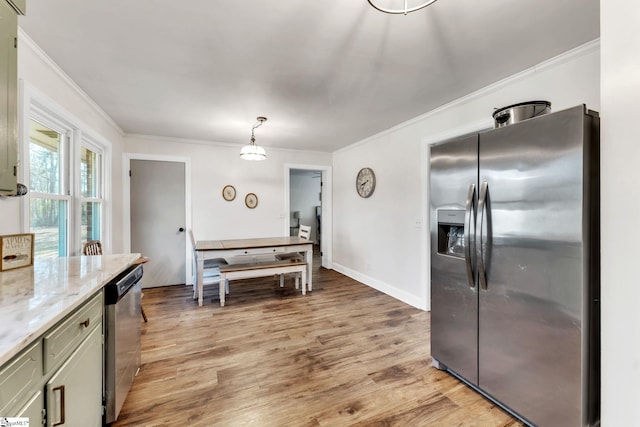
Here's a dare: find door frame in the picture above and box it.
[122,153,192,284]
[284,163,332,269]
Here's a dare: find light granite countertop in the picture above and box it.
[0,254,140,366]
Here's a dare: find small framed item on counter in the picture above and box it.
[1,233,35,271]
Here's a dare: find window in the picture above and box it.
[29,119,70,257]
[80,144,103,244]
[25,96,109,258]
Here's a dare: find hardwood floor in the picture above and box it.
[114,262,523,426]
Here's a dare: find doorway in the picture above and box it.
[289,169,321,240]
[125,155,191,288]
[285,164,332,269]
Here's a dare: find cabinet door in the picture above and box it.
[0,340,42,416]
[46,326,102,427]
[17,390,44,426]
[0,0,18,195]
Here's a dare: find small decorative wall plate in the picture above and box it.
[222,185,236,201]
[245,193,258,209]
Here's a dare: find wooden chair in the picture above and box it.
[276,224,311,288]
[298,224,311,241]
[278,225,311,261]
[133,256,150,323]
[82,240,103,256]
[189,230,229,302]
[83,240,148,322]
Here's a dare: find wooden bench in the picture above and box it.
[218,260,307,306]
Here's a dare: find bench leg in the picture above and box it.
[197,254,205,307]
[299,268,307,295]
[281,272,303,290]
[219,273,226,307]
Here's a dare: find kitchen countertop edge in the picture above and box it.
[0,253,141,366]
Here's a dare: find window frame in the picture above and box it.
[20,82,112,256]
[77,136,106,246]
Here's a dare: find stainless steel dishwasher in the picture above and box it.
[104,264,143,424]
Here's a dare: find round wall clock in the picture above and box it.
[245,193,258,209]
[222,185,236,201]
[356,167,376,198]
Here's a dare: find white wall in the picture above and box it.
[332,40,601,310]
[600,2,640,424]
[0,31,126,251]
[123,135,331,245]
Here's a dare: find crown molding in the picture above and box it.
[335,38,601,154]
[18,28,124,137]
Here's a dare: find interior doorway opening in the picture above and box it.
[289,169,322,249]
[284,164,332,270]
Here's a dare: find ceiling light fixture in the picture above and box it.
[367,0,437,15]
[240,116,268,161]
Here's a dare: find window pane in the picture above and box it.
[81,201,101,243]
[81,147,102,198]
[29,120,63,194]
[30,198,68,257]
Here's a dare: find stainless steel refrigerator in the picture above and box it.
[429,105,600,427]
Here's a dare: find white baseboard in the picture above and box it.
[332,263,427,311]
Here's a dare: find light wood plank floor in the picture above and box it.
[114,261,523,426]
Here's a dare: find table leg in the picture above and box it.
[197,251,204,307]
[300,266,307,295]
[305,246,313,292]
[219,272,226,307]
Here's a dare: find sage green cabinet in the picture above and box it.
[46,326,102,427]
[0,291,103,426]
[16,390,44,425]
[43,291,103,374]
[0,0,19,196]
[0,340,42,417]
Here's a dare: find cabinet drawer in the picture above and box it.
[0,340,42,414]
[229,247,288,256]
[43,292,103,374]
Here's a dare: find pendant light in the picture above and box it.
[367,0,438,15]
[240,116,267,161]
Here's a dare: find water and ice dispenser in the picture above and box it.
[437,210,465,258]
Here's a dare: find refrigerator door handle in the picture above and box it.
[477,181,489,290]
[464,183,476,287]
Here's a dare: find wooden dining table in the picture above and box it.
[194,236,314,306]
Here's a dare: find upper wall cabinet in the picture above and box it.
[0,0,23,196]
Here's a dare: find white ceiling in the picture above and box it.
[18,0,599,152]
